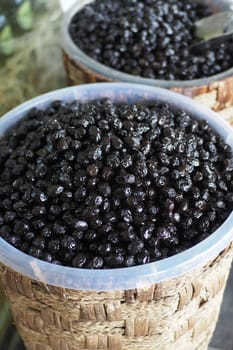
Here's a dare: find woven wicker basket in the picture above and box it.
[0,243,232,350]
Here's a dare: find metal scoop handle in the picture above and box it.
[190,11,233,54]
[195,11,233,41]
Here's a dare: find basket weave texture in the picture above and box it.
[0,243,232,350]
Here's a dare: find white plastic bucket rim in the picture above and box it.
[0,83,232,291]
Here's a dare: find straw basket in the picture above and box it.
[0,84,232,350]
[0,243,232,350]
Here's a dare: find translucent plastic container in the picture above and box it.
[0,83,232,291]
[62,0,233,110]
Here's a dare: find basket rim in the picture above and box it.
[0,83,232,291]
[62,0,233,88]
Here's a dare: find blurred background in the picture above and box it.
[0,1,232,349]
[0,0,66,116]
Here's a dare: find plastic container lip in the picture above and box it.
[62,0,233,89]
[0,83,232,291]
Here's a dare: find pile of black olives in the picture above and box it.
[69,0,233,80]
[0,99,232,268]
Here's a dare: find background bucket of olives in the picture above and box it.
[0,83,232,350]
[62,0,233,112]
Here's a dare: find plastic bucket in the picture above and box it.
[62,0,233,111]
[0,83,232,350]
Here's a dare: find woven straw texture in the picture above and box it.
[0,242,232,350]
[63,51,233,112]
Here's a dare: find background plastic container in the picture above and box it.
[0,82,232,291]
[62,0,233,110]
